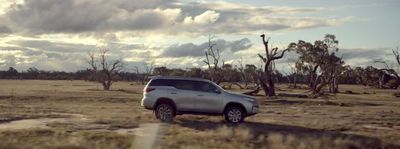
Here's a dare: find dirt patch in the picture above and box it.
[0,113,146,135]
[0,113,88,130]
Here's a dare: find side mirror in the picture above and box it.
[215,89,221,94]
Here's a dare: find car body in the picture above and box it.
[141,76,259,123]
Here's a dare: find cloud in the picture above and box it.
[339,48,391,60]
[0,25,11,34]
[0,0,353,35]
[8,40,96,53]
[0,0,360,72]
[160,38,252,57]
[0,46,43,56]
[4,0,179,33]
[184,10,220,25]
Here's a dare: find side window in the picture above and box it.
[148,79,162,86]
[148,79,173,86]
[195,81,217,93]
[172,80,195,90]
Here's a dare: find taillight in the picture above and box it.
[143,87,155,93]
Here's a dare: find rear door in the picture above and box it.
[168,80,198,112]
[191,81,223,113]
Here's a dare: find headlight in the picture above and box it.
[244,97,255,102]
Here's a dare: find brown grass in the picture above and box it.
[0,80,399,149]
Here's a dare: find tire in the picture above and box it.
[224,106,245,124]
[155,103,175,122]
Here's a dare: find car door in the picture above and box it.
[191,81,223,113]
[168,80,197,112]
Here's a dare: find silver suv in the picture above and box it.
[141,77,259,123]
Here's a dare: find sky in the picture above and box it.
[0,0,399,73]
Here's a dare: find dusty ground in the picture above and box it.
[0,80,399,149]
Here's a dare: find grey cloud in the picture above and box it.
[5,0,172,33]
[0,46,43,56]
[1,55,18,67]
[339,48,391,60]
[228,38,252,52]
[106,42,145,51]
[9,40,96,53]
[161,38,252,57]
[7,0,112,33]
[1,0,348,35]
[0,25,12,34]
[335,48,395,67]
[0,49,89,72]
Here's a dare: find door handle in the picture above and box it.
[171,92,177,94]
[197,94,204,96]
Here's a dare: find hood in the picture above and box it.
[226,91,256,99]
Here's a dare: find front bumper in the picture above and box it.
[248,105,258,116]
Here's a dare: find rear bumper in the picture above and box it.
[141,97,155,110]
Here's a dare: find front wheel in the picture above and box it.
[224,106,245,124]
[155,103,175,122]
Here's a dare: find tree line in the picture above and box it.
[0,62,397,89]
[1,34,398,97]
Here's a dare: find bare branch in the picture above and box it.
[393,46,400,66]
[257,54,266,62]
[270,47,278,57]
[272,48,289,60]
[87,51,97,71]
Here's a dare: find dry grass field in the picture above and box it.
[0,80,399,149]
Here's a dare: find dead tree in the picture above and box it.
[286,59,301,89]
[237,58,248,88]
[375,60,400,89]
[393,46,400,66]
[257,34,289,96]
[134,62,154,85]
[203,35,222,84]
[87,49,123,90]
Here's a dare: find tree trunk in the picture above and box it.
[259,76,269,96]
[267,77,276,96]
[259,72,276,97]
[293,74,297,88]
[103,83,111,90]
[103,73,112,91]
[378,74,386,89]
[333,77,338,93]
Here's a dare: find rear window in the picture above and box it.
[148,79,173,86]
[148,79,196,90]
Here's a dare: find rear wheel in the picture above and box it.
[155,103,175,122]
[224,106,245,124]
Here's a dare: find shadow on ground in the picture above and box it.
[175,119,398,149]
[264,99,382,107]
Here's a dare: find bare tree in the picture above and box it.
[284,58,302,89]
[134,62,154,85]
[237,58,249,88]
[393,46,400,66]
[257,34,290,96]
[203,35,222,84]
[87,49,123,90]
[374,60,400,89]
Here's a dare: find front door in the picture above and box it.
[191,81,222,113]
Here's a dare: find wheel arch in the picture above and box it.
[223,102,247,115]
[154,97,177,113]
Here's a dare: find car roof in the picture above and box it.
[150,76,211,82]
